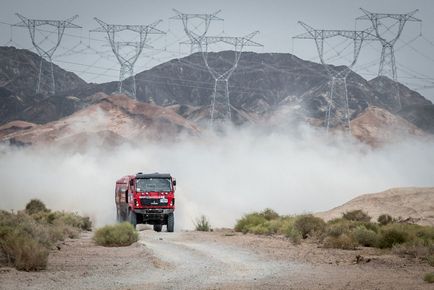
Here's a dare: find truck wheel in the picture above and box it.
[153,224,162,232]
[167,213,174,232]
[128,209,137,229]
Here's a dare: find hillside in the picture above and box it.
[316,187,434,226]
[0,94,200,148]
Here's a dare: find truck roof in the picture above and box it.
[136,172,171,179]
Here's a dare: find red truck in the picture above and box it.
[115,172,176,232]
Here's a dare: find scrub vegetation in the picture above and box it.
[235,209,434,264]
[0,199,91,271]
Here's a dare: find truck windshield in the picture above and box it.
[136,178,172,192]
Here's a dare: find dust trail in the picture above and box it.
[0,125,433,229]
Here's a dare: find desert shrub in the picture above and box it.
[378,214,393,225]
[293,215,326,239]
[52,212,92,231]
[0,201,92,272]
[194,215,211,232]
[352,226,380,247]
[259,208,280,221]
[427,255,434,267]
[286,228,302,245]
[342,210,371,222]
[378,226,409,248]
[250,224,271,235]
[326,220,351,238]
[2,231,48,271]
[323,234,358,250]
[93,223,138,247]
[25,199,48,215]
[276,216,296,235]
[424,272,434,283]
[235,213,267,233]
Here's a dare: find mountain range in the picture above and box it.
[0,46,433,145]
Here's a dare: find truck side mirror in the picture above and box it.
[173,179,176,186]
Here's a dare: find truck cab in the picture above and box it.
[115,172,176,232]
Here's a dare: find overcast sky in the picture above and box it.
[1,0,434,101]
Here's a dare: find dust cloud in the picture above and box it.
[0,125,433,229]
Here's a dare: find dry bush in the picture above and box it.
[378,214,393,225]
[2,232,48,271]
[93,223,138,247]
[293,215,326,239]
[378,227,409,248]
[342,210,371,222]
[194,215,211,232]
[25,199,48,215]
[323,234,358,250]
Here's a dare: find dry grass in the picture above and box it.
[0,200,92,271]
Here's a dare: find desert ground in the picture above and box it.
[0,227,432,290]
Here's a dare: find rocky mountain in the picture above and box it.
[1,46,433,140]
[0,46,89,124]
[315,187,434,226]
[0,94,200,148]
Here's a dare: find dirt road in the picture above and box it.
[0,228,432,289]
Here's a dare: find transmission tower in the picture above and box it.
[357,9,421,111]
[171,9,223,53]
[90,18,165,99]
[294,22,375,133]
[200,32,262,127]
[14,14,81,95]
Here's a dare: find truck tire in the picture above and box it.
[128,209,137,229]
[153,224,162,232]
[167,213,174,232]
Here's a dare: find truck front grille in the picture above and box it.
[140,197,168,206]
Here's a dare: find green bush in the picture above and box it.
[342,210,371,222]
[25,199,48,215]
[259,208,280,221]
[194,215,211,232]
[293,215,326,239]
[378,214,393,225]
[352,226,380,247]
[235,213,268,233]
[286,228,302,245]
[379,227,409,248]
[424,272,434,283]
[93,223,138,247]
[323,234,358,250]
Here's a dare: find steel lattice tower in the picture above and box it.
[14,14,81,95]
[171,9,223,53]
[294,22,375,133]
[357,9,421,111]
[200,33,262,127]
[91,18,165,99]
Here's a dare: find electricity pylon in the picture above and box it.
[200,32,263,127]
[14,14,81,95]
[171,9,223,53]
[357,9,421,111]
[294,22,375,133]
[91,18,165,99]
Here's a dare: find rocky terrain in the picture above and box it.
[316,187,434,226]
[0,94,199,147]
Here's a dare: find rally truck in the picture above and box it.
[115,172,176,232]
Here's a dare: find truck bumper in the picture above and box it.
[134,208,174,215]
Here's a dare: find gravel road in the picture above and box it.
[0,228,432,289]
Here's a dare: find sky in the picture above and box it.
[1,0,434,101]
